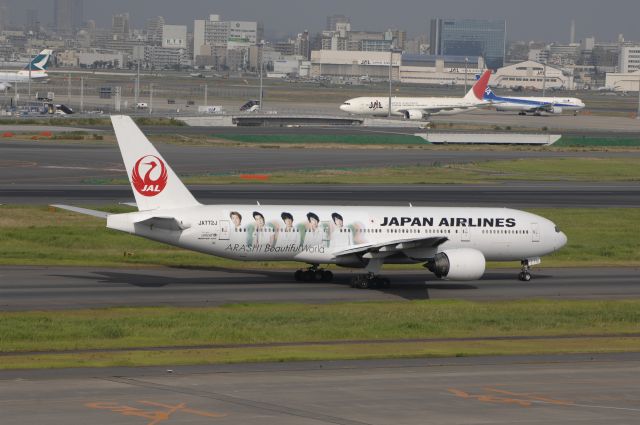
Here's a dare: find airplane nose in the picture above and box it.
[339,104,347,112]
[557,231,568,250]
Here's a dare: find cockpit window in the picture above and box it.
[555,225,561,233]
[343,102,351,106]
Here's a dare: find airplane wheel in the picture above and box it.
[294,270,303,281]
[518,271,532,282]
[302,270,314,282]
[322,270,334,282]
[380,278,391,288]
[357,276,370,289]
[314,270,324,282]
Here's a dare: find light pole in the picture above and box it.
[149,83,153,115]
[388,48,393,118]
[542,61,547,97]
[258,42,264,111]
[464,57,469,94]
[80,76,84,113]
[134,60,140,106]
[28,51,33,103]
[204,83,208,107]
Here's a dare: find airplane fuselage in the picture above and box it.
[340,97,480,117]
[0,70,48,83]
[107,205,566,265]
[491,96,585,113]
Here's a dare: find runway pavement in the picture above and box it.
[2,182,638,207]
[3,138,638,185]
[2,353,640,424]
[1,266,638,311]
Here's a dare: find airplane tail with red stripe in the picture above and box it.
[464,70,492,102]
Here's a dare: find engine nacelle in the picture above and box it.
[425,248,486,281]
[403,110,425,120]
[550,106,563,114]
[0,82,10,91]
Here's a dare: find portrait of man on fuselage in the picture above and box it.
[276,211,300,247]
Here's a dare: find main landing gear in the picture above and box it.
[294,265,333,282]
[350,274,391,290]
[518,259,532,282]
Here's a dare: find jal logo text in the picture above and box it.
[131,155,168,197]
[368,100,383,110]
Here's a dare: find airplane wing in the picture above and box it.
[332,236,448,259]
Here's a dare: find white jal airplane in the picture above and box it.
[53,115,567,287]
[339,70,492,120]
[484,86,585,116]
[0,49,53,91]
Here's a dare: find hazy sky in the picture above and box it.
[8,0,640,42]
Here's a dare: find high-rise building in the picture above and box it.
[193,14,260,65]
[145,16,165,45]
[326,15,351,32]
[112,13,130,39]
[619,45,640,73]
[429,18,506,69]
[0,1,8,32]
[26,9,39,33]
[54,0,83,34]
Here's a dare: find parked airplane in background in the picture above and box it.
[484,86,585,115]
[339,70,492,120]
[53,115,567,288]
[0,49,53,91]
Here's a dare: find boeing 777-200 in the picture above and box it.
[339,70,492,120]
[54,115,567,288]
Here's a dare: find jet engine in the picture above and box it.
[550,106,563,114]
[424,248,486,281]
[403,110,425,120]
[0,82,11,91]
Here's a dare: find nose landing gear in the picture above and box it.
[518,259,534,281]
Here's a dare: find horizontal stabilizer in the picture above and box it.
[50,204,108,219]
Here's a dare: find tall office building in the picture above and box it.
[0,1,8,32]
[26,9,39,33]
[430,18,506,69]
[112,13,130,39]
[326,14,351,31]
[146,16,165,45]
[54,0,83,34]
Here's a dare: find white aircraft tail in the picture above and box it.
[110,115,200,211]
[463,70,492,102]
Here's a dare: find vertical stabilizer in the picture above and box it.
[464,70,492,102]
[110,115,200,211]
[23,49,52,71]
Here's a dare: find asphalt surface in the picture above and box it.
[1,266,638,311]
[2,353,640,424]
[4,138,638,185]
[2,182,639,208]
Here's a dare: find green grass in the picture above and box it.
[556,135,640,147]
[212,133,426,145]
[2,300,640,368]
[0,206,638,268]
[177,157,640,184]
[90,158,640,186]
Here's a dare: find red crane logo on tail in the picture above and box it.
[131,155,168,197]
